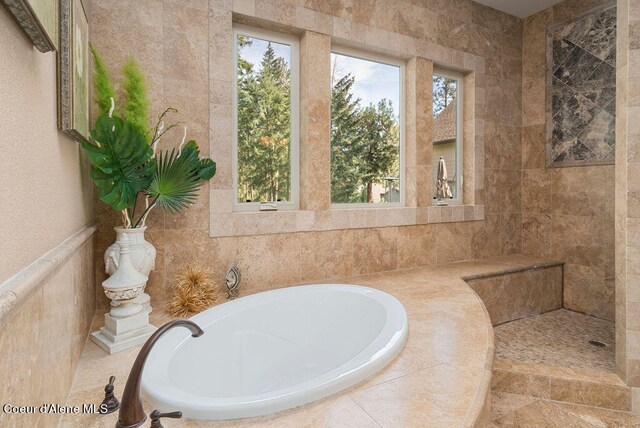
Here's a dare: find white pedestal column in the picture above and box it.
[91,311,156,354]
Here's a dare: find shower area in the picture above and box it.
[490,0,626,410]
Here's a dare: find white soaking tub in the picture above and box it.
[141,284,408,420]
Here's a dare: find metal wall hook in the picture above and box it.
[226,266,241,299]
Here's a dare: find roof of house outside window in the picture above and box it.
[433,99,456,144]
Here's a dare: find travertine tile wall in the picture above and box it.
[616,0,640,391]
[521,0,616,322]
[0,2,96,425]
[90,0,523,308]
[0,240,95,428]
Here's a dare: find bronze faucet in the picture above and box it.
[149,410,183,427]
[116,320,204,428]
[100,376,120,414]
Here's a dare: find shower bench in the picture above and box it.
[461,255,564,326]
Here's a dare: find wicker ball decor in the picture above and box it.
[167,264,218,317]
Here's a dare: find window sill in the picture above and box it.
[209,205,484,237]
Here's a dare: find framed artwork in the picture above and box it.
[58,0,89,141]
[1,0,57,52]
[546,3,616,167]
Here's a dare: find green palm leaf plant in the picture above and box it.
[144,142,216,220]
[83,46,216,228]
[82,107,216,228]
[82,114,155,212]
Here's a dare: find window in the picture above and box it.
[330,48,403,205]
[233,25,299,210]
[432,69,463,203]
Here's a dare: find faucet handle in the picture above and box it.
[99,375,119,414]
[149,410,182,427]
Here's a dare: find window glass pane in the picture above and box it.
[236,34,292,203]
[432,75,459,200]
[330,52,401,204]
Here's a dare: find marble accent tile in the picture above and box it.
[579,61,616,108]
[552,38,577,68]
[554,10,598,46]
[576,7,617,61]
[554,93,599,137]
[577,108,615,158]
[550,122,590,164]
[548,5,616,167]
[551,76,575,115]
[554,45,604,89]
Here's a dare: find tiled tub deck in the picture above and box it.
[60,255,622,427]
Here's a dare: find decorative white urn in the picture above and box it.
[91,233,156,354]
[104,226,155,313]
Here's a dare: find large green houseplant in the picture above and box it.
[84,46,216,311]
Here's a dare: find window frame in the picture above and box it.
[232,24,300,212]
[432,67,464,205]
[329,45,405,209]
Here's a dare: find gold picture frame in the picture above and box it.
[1,0,57,52]
[58,0,89,141]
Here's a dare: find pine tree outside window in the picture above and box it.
[233,25,299,211]
[330,48,403,206]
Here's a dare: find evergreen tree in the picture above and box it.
[330,75,400,203]
[237,43,291,202]
[331,74,365,203]
[358,100,400,202]
[236,43,400,205]
[433,76,457,116]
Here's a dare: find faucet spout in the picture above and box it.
[116,319,204,428]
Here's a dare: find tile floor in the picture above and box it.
[494,309,615,372]
[491,391,640,427]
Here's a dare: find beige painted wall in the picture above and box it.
[521,0,616,321]
[89,0,523,309]
[0,5,95,427]
[0,5,93,284]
